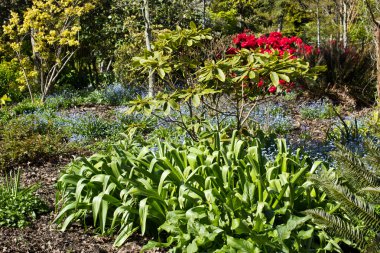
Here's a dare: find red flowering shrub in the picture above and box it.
[230,31,313,56]
[224,31,314,94]
[197,30,321,129]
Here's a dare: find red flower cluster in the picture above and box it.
[268,86,277,93]
[279,79,295,93]
[255,79,295,94]
[228,31,313,56]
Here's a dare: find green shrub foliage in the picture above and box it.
[0,112,69,170]
[0,170,48,227]
[56,131,340,251]
[0,60,23,102]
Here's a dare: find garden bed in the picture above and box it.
[0,92,377,252]
[0,156,162,253]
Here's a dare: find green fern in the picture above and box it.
[331,143,380,191]
[306,137,380,252]
[309,174,380,230]
[360,187,380,194]
[303,209,367,249]
[363,139,380,175]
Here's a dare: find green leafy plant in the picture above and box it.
[326,115,360,145]
[363,109,380,138]
[0,60,23,102]
[55,130,340,251]
[3,98,42,117]
[0,112,70,170]
[300,100,338,120]
[0,94,11,108]
[0,169,49,227]
[130,26,324,136]
[305,139,380,252]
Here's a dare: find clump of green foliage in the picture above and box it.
[300,99,337,120]
[0,60,23,102]
[55,130,342,251]
[0,112,70,170]
[0,170,49,227]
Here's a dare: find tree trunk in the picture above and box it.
[316,0,321,48]
[376,25,380,101]
[342,0,348,47]
[142,0,155,97]
[278,14,284,32]
[30,28,41,102]
[202,0,206,28]
[364,0,380,103]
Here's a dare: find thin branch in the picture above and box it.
[365,0,380,26]
[240,101,257,127]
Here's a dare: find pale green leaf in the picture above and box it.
[270,72,279,85]
[216,68,225,82]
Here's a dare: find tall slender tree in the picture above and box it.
[142,0,155,97]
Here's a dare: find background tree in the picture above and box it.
[113,0,205,94]
[2,0,97,102]
[60,0,128,89]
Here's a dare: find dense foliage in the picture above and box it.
[0,0,377,104]
[55,130,345,251]
[0,170,48,227]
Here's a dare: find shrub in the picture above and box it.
[55,131,340,251]
[130,28,322,135]
[78,89,104,104]
[305,41,376,106]
[0,112,69,170]
[0,94,11,107]
[0,60,23,102]
[12,100,43,115]
[0,170,49,227]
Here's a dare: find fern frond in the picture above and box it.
[360,187,380,194]
[304,209,367,249]
[331,143,380,190]
[310,174,380,231]
[359,187,380,204]
[364,139,380,176]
